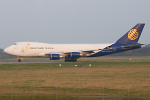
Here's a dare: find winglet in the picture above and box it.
[115,24,145,45]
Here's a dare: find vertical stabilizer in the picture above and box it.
[115,24,145,44]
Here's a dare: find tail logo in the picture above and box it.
[128,29,139,40]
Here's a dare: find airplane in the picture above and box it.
[4,23,145,62]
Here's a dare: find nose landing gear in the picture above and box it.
[17,57,23,62]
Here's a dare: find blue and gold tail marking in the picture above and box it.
[115,24,145,45]
[128,29,139,40]
[89,23,145,57]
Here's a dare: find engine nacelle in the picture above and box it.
[50,54,60,60]
[70,52,80,58]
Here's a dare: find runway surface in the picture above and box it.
[0,61,58,64]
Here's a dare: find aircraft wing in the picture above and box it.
[43,49,102,57]
[81,49,102,52]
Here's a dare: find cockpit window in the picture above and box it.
[14,42,18,45]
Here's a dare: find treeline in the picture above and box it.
[0,44,150,59]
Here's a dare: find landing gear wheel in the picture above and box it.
[65,56,78,62]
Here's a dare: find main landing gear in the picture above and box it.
[65,56,78,62]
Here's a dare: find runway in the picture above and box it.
[0,61,58,64]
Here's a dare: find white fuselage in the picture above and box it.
[4,42,111,57]
[3,24,145,62]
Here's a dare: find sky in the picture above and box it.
[0,0,150,49]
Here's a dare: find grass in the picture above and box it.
[0,56,150,100]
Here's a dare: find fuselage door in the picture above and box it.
[21,47,24,52]
[113,47,116,52]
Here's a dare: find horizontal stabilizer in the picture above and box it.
[121,44,144,49]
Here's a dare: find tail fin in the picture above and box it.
[115,24,145,45]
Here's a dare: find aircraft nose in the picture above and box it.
[4,47,10,54]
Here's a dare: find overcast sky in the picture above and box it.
[0,0,150,49]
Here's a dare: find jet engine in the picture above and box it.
[50,54,60,60]
[70,52,80,58]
